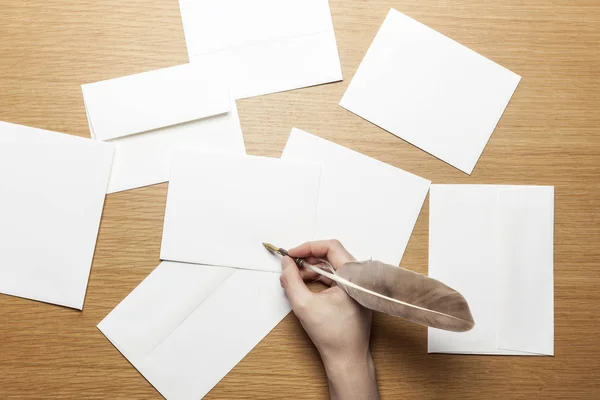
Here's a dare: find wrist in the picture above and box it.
[322,351,379,400]
[321,348,373,374]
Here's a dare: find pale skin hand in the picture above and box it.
[280,240,380,400]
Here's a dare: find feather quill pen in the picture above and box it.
[263,243,474,332]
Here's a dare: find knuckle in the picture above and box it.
[328,239,343,248]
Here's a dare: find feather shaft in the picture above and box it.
[302,263,471,328]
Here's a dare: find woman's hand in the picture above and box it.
[280,240,380,400]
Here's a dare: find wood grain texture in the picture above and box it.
[1,0,599,398]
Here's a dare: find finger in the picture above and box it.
[298,267,319,280]
[305,256,324,265]
[289,240,355,269]
[314,273,334,286]
[298,266,334,286]
[303,256,335,284]
[280,256,313,310]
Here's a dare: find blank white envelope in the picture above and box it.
[282,128,431,265]
[82,63,246,193]
[0,121,114,309]
[160,151,322,272]
[98,261,290,399]
[178,0,342,99]
[428,185,554,355]
[340,9,521,174]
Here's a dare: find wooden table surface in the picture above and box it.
[1,0,599,398]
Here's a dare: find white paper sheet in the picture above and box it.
[427,185,554,355]
[82,64,246,193]
[0,121,114,309]
[282,128,430,265]
[98,261,290,399]
[340,9,521,174]
[160,151,322,272]
[178,0,343,99]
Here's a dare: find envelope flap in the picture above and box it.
[97,262,234,361]
[82,64,230,141]
[496,186,554,356]
[179,0,332,55]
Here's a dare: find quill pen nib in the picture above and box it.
[263,242,292,258]
[262,242,282,255]
[263,243,320,271]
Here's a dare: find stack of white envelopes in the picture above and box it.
[98,128,431,398]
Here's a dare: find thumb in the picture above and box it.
[280,256,312,310]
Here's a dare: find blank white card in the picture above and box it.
[160,151,322,272]
[340,9,521,174]
[282,128,430,265]
[0,121,114,309]
[428,185,554,355]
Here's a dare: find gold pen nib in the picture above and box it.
[263,242,291,258]
[262,242,280,254]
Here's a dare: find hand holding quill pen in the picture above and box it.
[264,242,474,332]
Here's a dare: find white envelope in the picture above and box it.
[340,9,521,174]
[82,64,246,193]
[98,261,290,399]
[0,121,114,309]
[282,128,431,265]
[428,185,554,355]
[160,151,322,272]
[178,0,343,99]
